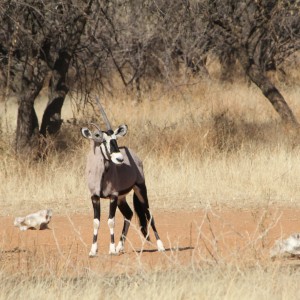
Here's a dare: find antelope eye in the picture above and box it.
[95,133,100,138]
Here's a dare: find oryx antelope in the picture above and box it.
[81,98,165,257]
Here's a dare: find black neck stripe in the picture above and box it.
[110,139,120,153]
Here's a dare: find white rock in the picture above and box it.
[270,233,300,258]
[14,209,52,231]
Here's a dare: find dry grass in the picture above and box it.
[1,241,300,300]
[1,81,300,215]
[1,264,300,300]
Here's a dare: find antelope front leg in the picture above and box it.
[89,195,101,257]
[108,196,118,255]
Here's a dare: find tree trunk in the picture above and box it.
[238,48,297,125]
[16,87,42,155]
[220,49,236,83]
[40,51,71,136]
[40,8,89,137]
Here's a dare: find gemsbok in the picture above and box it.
[81,97,165,257]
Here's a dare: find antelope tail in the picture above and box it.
[133,193,150,241]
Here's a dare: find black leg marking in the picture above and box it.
[92,196,101,242]
[108,197,118,219]
[110,234,115,244]
[118,198,133,244]
[145,210,161,241]
[89,195,101,257]
[108,196,118,254]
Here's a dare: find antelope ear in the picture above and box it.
[81,127,92,139]
[114,124,128,138]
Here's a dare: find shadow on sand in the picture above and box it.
[135,246,194,253]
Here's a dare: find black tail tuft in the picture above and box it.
[133,193,150,240]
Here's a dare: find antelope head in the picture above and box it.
[81,98,128,165]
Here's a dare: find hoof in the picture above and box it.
[109,243,118,255]
[116,241,124,254]
[89,251,97,257]
[157,239,165,252]
[89,243,98,257]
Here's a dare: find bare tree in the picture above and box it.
[200,0,300,124]
[0,0,93,155]
[0,1,49,153]
[40,1,93,137]
[87,0,210,98]
[1,0,300,157]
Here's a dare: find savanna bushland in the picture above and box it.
[1,1,300,299]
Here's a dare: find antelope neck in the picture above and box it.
[100,142,111,161]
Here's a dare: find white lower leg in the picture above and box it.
[116,240,124,253]
[108,218,117,254]
[109,243,117,254]
[89,243,98,257]
[157,239,165,252]
[89,219,100,257]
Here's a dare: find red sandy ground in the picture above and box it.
[1,207,300,275]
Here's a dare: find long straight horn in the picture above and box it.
[95,96,112,130]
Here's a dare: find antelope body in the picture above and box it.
[81,99,165,256]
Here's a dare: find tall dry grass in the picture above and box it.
[2,81,300,215]
[1,262,300,299]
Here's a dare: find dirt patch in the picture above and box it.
[1,207,300,275]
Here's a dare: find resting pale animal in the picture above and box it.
[14,209,52,231]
